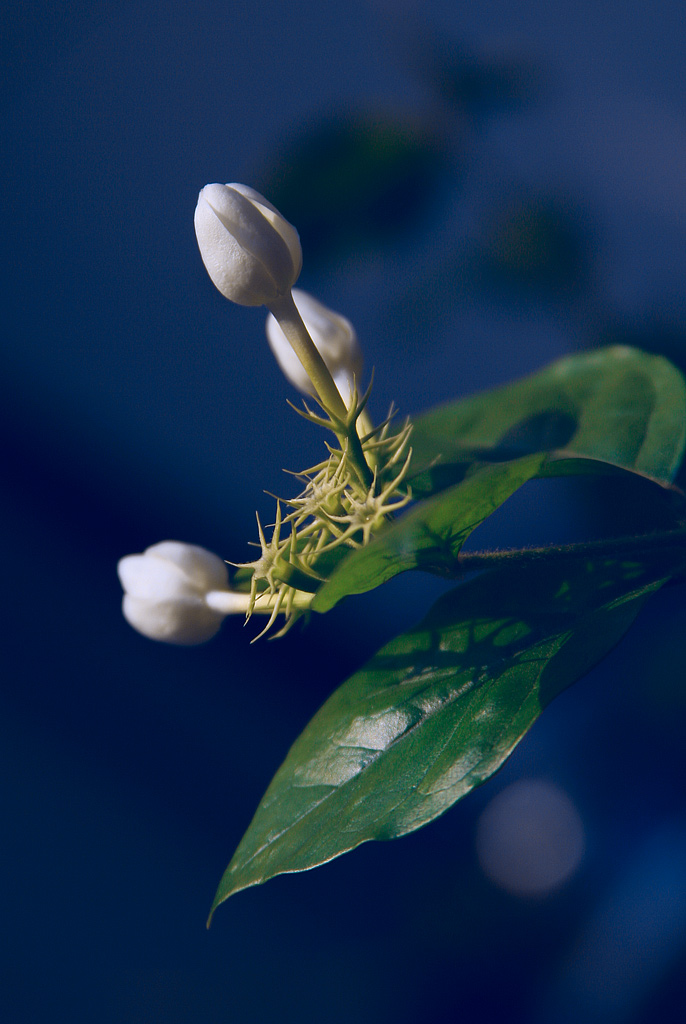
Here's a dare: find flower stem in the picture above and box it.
[205,588,312,614]
[267,291,373,490]
[268,292,349,419]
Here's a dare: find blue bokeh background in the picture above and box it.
[4,2,686,1021]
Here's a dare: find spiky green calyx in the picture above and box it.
[238,406,413,638]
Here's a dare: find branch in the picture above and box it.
[456,524,686,574]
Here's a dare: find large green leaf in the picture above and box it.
[209,555,674,918]
[409,346,686,493]
[312,452,546,612]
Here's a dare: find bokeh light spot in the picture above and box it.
[475,779,585,897]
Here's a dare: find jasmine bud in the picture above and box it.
[117,541,247,645]
[194,183,302,306]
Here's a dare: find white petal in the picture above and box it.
[144,541,228,590]
[194,183,301,306]
[122,595,224,645]
[117,553,194,601]
[194,192,275,305]
[229,183,302,283]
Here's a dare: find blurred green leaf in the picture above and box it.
[480,195,588,296]
[410,347,686,493]
[403,33,544,117]
[260,113,447,262]
[209,555,673,916]
[312,453,546,613]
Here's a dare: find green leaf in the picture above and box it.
[409,347,686,493]
[209,554,674,918]
[312,453,546,613]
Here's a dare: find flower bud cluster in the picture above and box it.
[119,182,413,647]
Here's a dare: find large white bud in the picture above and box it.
[194,183,302,306]
[265,289,363,401]
[117,541,247,645]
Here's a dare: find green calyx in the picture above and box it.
[240,401,413,638]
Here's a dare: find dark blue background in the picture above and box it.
[3,2,686,1021]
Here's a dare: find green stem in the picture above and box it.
[267,291,373,490]
[455,524,686,574]
[342,419,375,491]
[268,292,348,419]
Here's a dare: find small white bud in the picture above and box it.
[265,289,363,401]
[117,541,242,645]
[194,183,302,306]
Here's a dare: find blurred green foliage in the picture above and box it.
[260,113,448,263]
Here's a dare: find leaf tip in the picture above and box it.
[206,896,221,929]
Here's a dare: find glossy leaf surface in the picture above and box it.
[409,347,686,492]
[312,453,546,612]
[209,555,671,918]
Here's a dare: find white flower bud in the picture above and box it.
[194,183,302,306]
[117,541,245,645]
[265,289,363,400]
